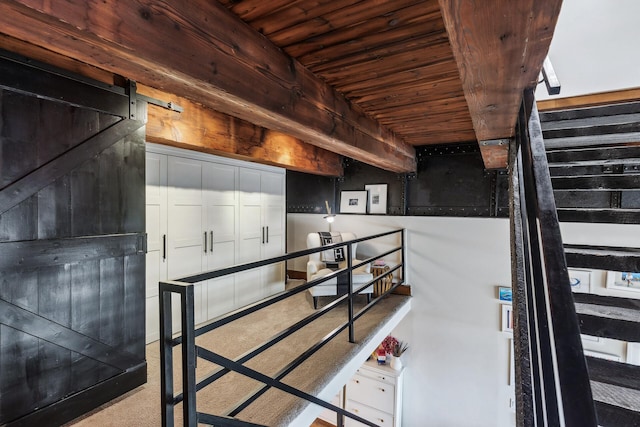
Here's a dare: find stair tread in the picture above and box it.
[558,208,640,224]
[586,356,640,390]
[592,381,640,413]
[573,293,640,311]
[576,303,640,323]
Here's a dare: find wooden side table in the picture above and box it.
[372,265,392,297]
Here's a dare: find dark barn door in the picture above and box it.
[0,53,146,426]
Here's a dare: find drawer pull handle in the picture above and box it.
[355,380,360,384]
[379,419,384,423]
[379,388,385,392]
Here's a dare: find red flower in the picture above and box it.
[382,336,398,354]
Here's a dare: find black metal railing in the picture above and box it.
[159,229,406,427]
[509,89,596,426]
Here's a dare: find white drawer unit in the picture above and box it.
[344,360,404,427]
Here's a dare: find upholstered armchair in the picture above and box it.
[306,232,373,309]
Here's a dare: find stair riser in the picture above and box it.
[565,253,640,272]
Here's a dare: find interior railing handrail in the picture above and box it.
[510,89,596,426]
[175,228,402,284]
[160,229,406,427]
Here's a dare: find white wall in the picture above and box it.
[536,0,640,100]
[288,214,640,426]
[288,214,515,427]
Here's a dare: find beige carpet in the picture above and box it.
[65,281,410,426]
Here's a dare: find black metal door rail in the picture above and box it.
[509,89,597,427]
[159,229,406,427]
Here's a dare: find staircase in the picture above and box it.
[540,100,640,426]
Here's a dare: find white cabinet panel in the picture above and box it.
[146,145,285,342]
[347,373,395,414]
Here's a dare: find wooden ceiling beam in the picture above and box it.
[0,0,415,173]
[439,0,562,169]
[140,85,343,177]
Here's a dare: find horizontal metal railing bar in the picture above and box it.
[161,229,406,426]
[168,267,358,346]
[197,412,265,427]
[172,289,355,404]
[176,229,403,284]
[225,277,406,417]
[197,345,377,427]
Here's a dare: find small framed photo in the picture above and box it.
[340,191,367,214]
[568,268,592,293]
[606,271,640,293]
[498,286,512,302]
[365,184,388,214]
[501,304,513,333]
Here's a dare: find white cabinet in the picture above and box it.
[145,144,285,343]
[344,360,404,427]
[318,389,344,425]
[237,168,285,307]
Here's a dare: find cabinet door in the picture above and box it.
[167,156,205,324]
[203,162,238,319]
[261,171,285,296]
[237,168,264,307]
[145,152,168,343]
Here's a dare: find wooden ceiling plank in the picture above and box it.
[139,85,343,176]
[439,0,562,168]
[291,6,443,61]
[217,0,295,22]
[0,0,415,172]
[267,0,426,46]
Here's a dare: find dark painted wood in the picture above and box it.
[557,208,640,224]
[0,300,142,370]
[594,401,640,427]
[540,101,640,122]
[0,233,144,269]
[0,51,130,118]
[546,145,640,164]
[7,362,146,427]
[573,293,640,311]
[0,118,143,216]
[0,57,146,425]
[578,314,640,343]
[586,356,640,391]
[564,244,640,272]
[551,174,640,191]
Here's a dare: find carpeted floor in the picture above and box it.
[65,280,410,426]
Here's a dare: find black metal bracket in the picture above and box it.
[137,93,184,113]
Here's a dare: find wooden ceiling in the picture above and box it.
[0,0,562,174]
[217,0,475,148]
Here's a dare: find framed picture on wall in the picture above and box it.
[365,184,388,214]
[568,268,592,293]
[340,191,367,214]
[606,271,640,293]
[501,304,513,333]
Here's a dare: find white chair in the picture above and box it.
[306,232,374,309]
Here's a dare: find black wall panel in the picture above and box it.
[286,143,509,217]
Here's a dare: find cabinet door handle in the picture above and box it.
[204,232,208,253]
[162,234,167,260]
[266,226,269,243]
[262,226,265,244]
[210,230,213,250]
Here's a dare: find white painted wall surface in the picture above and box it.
[288,214,515,427]
[536,0,640,100]
[287,214,640,426]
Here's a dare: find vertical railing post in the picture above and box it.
[346,243,355,343]
[181,284,197,427]
[401,229,406,285]
[159,284,174,427]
